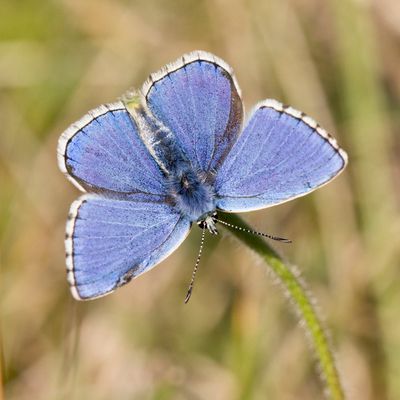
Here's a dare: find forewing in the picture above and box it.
[58,101,166,199]
[142,51,244,172]
[215,100,348,212]
[66,195,191,300]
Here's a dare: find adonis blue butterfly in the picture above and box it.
[58,51,347,301]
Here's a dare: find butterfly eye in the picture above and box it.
[196,220,207,229]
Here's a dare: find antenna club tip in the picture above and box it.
[184,288,193,304]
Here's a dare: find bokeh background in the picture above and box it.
[1,0,400,399]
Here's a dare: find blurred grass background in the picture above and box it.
[1,0,399,399]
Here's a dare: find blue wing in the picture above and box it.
[142,51,243,173]
[57,101,166,201]
[65,195,191,300]
[215,100,348,212]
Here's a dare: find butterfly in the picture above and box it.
[58,51,347,301]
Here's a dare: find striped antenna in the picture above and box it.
[184,225,206,303]
[215,218,292,243]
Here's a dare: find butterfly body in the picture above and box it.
[127,100,217,222]
[58,51,347,300]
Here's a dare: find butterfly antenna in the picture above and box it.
[215,218,292,243]
[184,226,206,304]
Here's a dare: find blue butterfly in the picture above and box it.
[58,51,347,301]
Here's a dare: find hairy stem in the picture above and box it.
[221,213,344,400]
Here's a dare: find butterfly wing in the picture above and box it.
[57,101,166,201]
[66,195,191,300]
[215,100,348,212]
[142,51,244,172]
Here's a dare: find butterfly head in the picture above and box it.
[197,211,218,235]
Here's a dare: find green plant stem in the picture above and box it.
[221,213,344,400]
